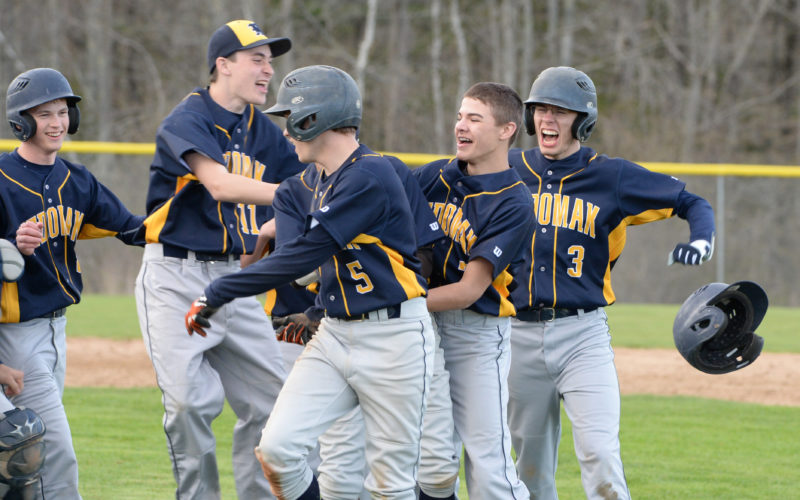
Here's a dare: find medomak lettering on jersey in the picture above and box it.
[29,206,85,241]
[430,201,477,253]
[224,150,267,179]
[530,193,599,238]
[223,150,268,236]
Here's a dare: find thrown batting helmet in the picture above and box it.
[523,66,597,142]
[6,68,81,142]
[673,281,768,374]
[265,65,361,141]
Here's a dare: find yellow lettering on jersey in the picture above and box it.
[441,204,456,234]
[33,207,86,242]
[568,201,584,233]
[537,193,552,225]
[431,202,445,221]
[253,161,266,180]
[240,154,253,177]
[229,151,241,175]
[345,243,362,251]
[584,202,599,238]
[70,211,85,241]
[531,193,539,218]
[58,206,74,237]
[46,207,60,239]
[552,194,570,228]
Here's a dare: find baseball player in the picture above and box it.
[413,82,534,500]
[262,153,445,500]
[0,67,145,499]
[506,66,715,499]
[134,20,304,499]
[186,65,434,500]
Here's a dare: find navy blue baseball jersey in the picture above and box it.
[508,146,715,310]
[0,151,144,322]
[144,88,305,254]
[413,158,535,317]
[204,144,428,317]
[265,156,445,318]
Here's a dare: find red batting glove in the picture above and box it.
[185,296,218,337]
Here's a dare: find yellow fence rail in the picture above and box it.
[3,139,800,176]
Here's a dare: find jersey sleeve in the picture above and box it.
[387,157,445,248]
[156,110,225,175]
[204,224,340,307]
[78,173,145,245]
[273,179,310,246]
[616,160,687,223]
[674,189,715,241]
[469,195,535,279]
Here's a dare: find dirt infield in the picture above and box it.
[64,337,800,407]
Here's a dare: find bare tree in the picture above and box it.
[449,0,471,100]
[430,0,448,153]
[354,0,378,99]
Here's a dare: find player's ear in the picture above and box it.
[215,56,232,76]
[499,121,517,142]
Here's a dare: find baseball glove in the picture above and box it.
[272,313,319,345]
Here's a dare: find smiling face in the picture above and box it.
[454,97,514,168]
[18,98,70,163]
[219,45,275,110]
[532,103,581,160]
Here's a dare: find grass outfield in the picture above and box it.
[67,390,800,499]
[63,295,800,498]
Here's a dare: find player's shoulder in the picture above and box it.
[412,157,451,182]
[277,164,318,193]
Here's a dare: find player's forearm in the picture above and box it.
[204,226,339,308]
[426,281,484,312]
[205,174,278,205]
[675,190,715,241]
[187,151,277,205]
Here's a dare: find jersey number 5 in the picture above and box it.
[346,260,374,294]
[567,245,584,278]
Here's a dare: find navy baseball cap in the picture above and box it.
[207,20,291,74]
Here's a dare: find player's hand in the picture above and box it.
[15,221,43,256]
[272,313,319,345]
[0,364,24,397]
[668,239,712,266]
[185,296,219,337]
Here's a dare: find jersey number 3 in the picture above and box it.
[567,245,584,278]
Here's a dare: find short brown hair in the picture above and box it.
[209,52,239,84]
[463,82,523,145]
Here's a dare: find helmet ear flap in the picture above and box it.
[14,113,37,141]
[67,104,80,135]
[523,104,535,136]
[571,113,596,142]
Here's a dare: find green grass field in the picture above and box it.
[63,295,800,499]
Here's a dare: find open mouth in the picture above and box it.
[540,129,559,147]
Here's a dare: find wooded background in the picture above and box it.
[2,0,799,307]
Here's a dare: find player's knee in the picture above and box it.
[259,426,301,471]
[0,408,46,490]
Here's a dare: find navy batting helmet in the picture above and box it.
[673,281,768,374]
[265,65,361,142]
[523,66,597,142]
[6,68,81,142]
